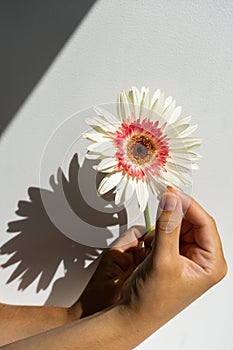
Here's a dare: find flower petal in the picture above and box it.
[154,92,165,115]
[165,123,192,138]
[140,87,150,119]
[162,100,176,120]
[86,153,105,160]
[178,124,198,137]
[163,96,173,111]
[94,158,118,172]
[87,141,116,157]
[148,173,166,195]
[168,106,182,124]
[87,141,112,152]
[166,160,192,174]
[163,167,193,186]
[98,172,123,195]
[187,151,202,160]
[125,177,135,202]
[172,148,202,159]
[115,176,128,206]
[86,117,116,133]
[161,171,183,188]
[173,115,192,127]
[135,180,149,212]
[128,87,140,119]
[150,89,161,109]
[169,138,202,149]
[118,90,131,121]
[191,163,200,170]
[94,106,120,125]
[83,132,110,143]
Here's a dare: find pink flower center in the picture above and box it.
[113,118,170,181]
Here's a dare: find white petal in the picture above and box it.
[115,176,128,206]
[187,151,202,160]
[169,106,182,124]
[94,106,120,125]
[173,153,201,162]
[161,171,183,188]
[164,168,192,186]
[87,141,112,152]
[98,172,123,195]
[163,96,173,111]
[165,123,191,138]
[94,158,118,172]
[141,87,150,109]
[83,132,110,143]
[150,89,161,108]
[125,177,135,202]
[173,116,192,127]
[191,163,200,170]
[148,173,166,195]
[86,153,105,160]
[135,180,149,212]
[169,154,192,166]
[118,90,131,121]
[162,100,176,120]
[87,141,116,157]
[127,87,140,120]
[128,86,141,106]
[86,117,116,133]
[154,92,165,115]
[169,138,202,149]
[94,166,116,173]
[166,160,192,174]
[178,124,198,137]
[140,87,150,119]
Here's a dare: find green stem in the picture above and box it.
[143,203,151,233]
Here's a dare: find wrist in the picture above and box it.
[114,303,160,348]
[118,298,170,346]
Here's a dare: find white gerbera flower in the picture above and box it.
[83,86,201,213]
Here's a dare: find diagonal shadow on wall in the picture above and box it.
[0,0,97,135]
[0,154,127,307]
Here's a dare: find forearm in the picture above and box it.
[0,303,70,346]
[0,306,152,350]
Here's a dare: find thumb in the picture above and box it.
[153,191,183,260]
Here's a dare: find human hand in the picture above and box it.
[74,189,227,329]
[3,191,227,350]
[117,189,227,345]
[75,225,147,318]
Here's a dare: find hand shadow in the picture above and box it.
[0,154,127,307]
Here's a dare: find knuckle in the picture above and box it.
[208,215,217,227]
[217,259,228,281]
[211,259,228,284]
[156,220,168,233]
[128,225,145,240]
[156,216,180,233]
[156,219,178,233]
[156,220,167,232]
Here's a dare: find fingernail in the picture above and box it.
[159,193,177,211]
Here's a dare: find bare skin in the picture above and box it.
[0,190,227,349]
[0,230,145,345]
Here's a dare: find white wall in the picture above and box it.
[1,1,233,349]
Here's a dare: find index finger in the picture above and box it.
[180,192,210,227]
[179,191,221,251]
[110,225,146,252]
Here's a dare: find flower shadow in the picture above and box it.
[0,154,127,306]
